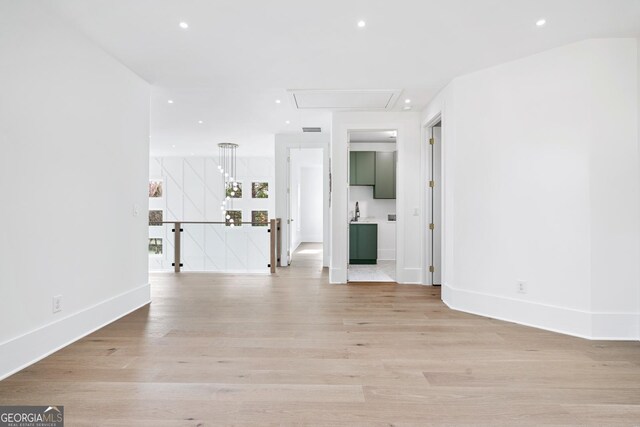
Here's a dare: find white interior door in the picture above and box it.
[286,150,293,265]
[432,126,442,285]
[428,124,442,285]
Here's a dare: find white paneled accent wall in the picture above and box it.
[149,156,275,273]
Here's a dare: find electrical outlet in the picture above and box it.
[517,281,527,294]
[52,295,62,313]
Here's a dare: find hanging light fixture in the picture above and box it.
[218,142,239,225]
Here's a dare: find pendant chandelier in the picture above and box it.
[217,142,239,225]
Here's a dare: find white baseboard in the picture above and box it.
[591,312,640,340]
[398,268,422,284]
[442,283,639,341]
[300,236,323,243]
[0,283,151,381]
[330,267,347,284]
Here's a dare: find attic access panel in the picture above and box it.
[289,89,401,110]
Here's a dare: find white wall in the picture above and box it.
[290,149,323,249]
[149,156,274,273]
[0,2,151,379]
[331,112,422,284]
[421,39,640,340]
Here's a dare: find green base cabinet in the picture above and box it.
[349,224,378,264]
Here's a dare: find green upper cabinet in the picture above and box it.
[374,151,396,199]
[349,150,396,199]
[349,151,375,186]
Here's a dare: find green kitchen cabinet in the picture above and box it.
[349,151,375,185]
[374,151,396,199]
[349,224,378,264]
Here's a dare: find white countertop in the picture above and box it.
[350,218,379,224]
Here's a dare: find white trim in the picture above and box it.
[399,268,423,284]
[339,123,404,284]
[592,312,640,340]
[442,283,640,340]
[274,134,330,268]
[0,284,151,380]
[330,267,348,284]
[421,113,444,286]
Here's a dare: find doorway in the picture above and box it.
[347,130,398,282]
[427,121,442,285]
[287,148,324,266]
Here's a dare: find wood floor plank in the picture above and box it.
[0,243,639,426]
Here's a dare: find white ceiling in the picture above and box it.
[42,0,640,156]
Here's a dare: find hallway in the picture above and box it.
[1,263,640,425]
[288,242,324,272]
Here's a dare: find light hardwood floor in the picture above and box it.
[1,243,640,426]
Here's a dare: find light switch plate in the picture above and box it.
[53,295,62,313]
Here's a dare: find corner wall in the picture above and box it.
[0,2,151,378]
[422,39,640,339]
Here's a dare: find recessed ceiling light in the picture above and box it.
[171,144,176,148]
[190,152,195,156]
[403,106,412,110]
[198,120,203,124]
[167,100,174,104]
[357,20,366,28]
[404,99,411,104]
[275,99,281,104]
[536,19,546,27]
[285,120,290,124]
[179,22,189,29]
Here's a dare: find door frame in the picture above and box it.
[287,146,325,263]
[274,134,330,267]
[345,128,399,282]
[422,114,445,286]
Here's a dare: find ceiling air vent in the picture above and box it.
[302,127,322,133]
